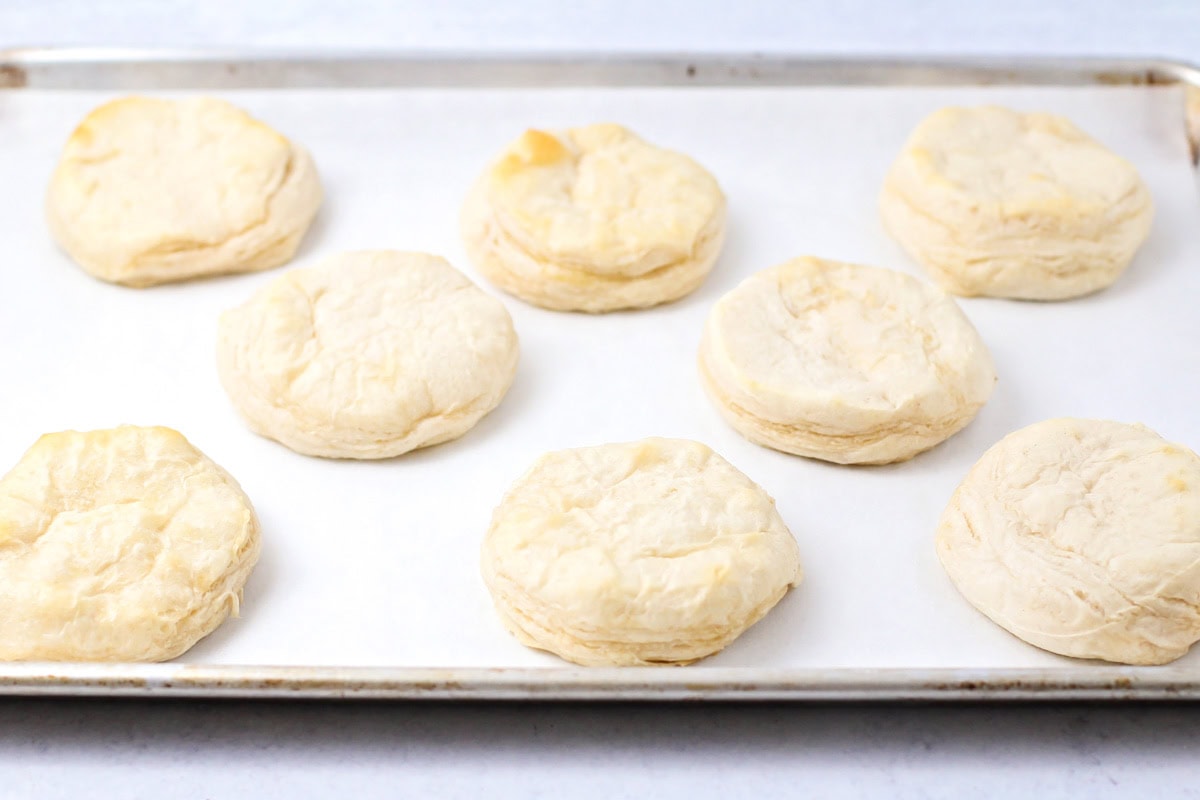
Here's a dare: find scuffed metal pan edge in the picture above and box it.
[2,664,1198,701]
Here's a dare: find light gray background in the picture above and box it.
[3,2,1199,798]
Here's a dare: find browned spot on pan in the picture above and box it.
[0,64,27,88]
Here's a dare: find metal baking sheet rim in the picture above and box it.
[3,664,1200,701]
[1,48,1199,702]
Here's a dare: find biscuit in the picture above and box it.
[217,250,519,459]
[481,438,802,666]
[700,257,996,465]
[880,106,1153,300]
[461,124,726,312]
[0,426,260,661]
[46,96,322,287]
[937,418,1200,665]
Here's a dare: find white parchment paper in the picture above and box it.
[0,85,1194,671]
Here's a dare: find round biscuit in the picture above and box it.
[216,250,519,459]
[936,418,1200,665]
[700,256,996,465]
[481,438,802,666]
[879,106,1153,300]
[461,124,725,312]
[46,96,322,287]
[0,426,260,661]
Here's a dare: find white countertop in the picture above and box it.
[0,696,1195,798]
[2,2,1199,797]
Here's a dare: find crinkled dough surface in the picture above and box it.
[700,257,996,464]
[46,96,322,286]
[461,124,726,311]
[481,438,803,666]
[217,250,519,459]
[0,426,260,661]
[879,105,1153,300]
[936,418,1200,665]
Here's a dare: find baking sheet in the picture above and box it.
[0,73,1197,697]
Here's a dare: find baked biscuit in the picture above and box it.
[0,426,260,661]
[217,250,519,459]
[937,418,1200,665]
[47,96,322,286]
[880,106,1153,300]
[481,438,802,666]
[700,257,996,465]
[461,124,726,312]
